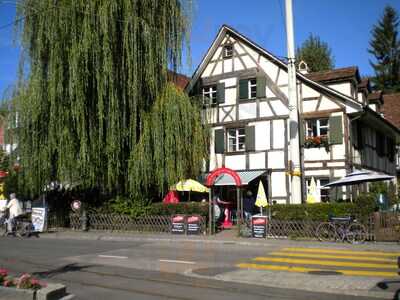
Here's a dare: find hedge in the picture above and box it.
[148,202,209,218]
[90,193,376,222]
[270,194,376,221]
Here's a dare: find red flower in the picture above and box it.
[0,268,8,277]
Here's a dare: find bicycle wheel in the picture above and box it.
[316,222,336,242]
[15,221,28,238]
[346,223,367,244]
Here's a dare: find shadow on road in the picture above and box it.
[33,263,92,278]
[376,280,400,300]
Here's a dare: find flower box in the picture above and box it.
[304,135,330,151]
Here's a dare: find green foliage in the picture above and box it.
[369,6,400,92]
[296,34,334,72]
[369,181,399,208]
[271,195,376,221]
[97,196,152,218]
[92,199,209,218]
[129,83,209,197]
[353,193,377,220]
[15,1,201,198]
[271,203,354,221]
[149,202,209,217]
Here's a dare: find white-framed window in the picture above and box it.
[202,85,217,105]
[306,118,329,137]
[305,178,330,203]
[223,44,233,58]
[227,128,245,152]
[248,78,257,99]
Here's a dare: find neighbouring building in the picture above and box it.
[381,93,400,177]
[185,25,400,204]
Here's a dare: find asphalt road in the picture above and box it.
[0,236,389,300]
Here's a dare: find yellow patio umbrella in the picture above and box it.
[255,180,268,215]
[171,179,209,201]
[306,177,317,204]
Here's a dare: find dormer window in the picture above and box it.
[202,85,217,105]
[223,44,233,58]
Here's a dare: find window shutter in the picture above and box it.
[217,83,225,104]
[239,79,248,100]
[328,115,343,145]
[256,76,266,98]
[214,129,225,154]
[245,126,256,151]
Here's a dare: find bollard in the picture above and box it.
[81,210,88,231]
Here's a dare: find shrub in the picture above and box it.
[90,196,152,218]
[270,203,356,221]
[148,202,209,217]
[90,197,209,219]
[270,195,376,222]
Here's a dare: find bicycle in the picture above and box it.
[316,216,367,244]
[0,213,34,237]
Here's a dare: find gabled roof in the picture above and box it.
[305,67,361,85]
[358,78,371,93]
[382,93,400,129]
[185,25,362,111]
[368,91,383,105]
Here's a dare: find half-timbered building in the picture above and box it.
[185,25,399,204]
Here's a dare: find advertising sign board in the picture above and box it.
[251,216,268,238]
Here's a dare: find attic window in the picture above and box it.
[223,45,233,58]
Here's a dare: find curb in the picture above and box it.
[0,283,75,300]
[40,231,279,248]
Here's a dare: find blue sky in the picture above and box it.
[1,0,400,97]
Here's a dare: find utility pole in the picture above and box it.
[285,0,302,204]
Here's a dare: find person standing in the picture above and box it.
[6,193,23,232]
[243,190,255,220]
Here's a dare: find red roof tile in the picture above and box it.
[305,66,360,84]
[168,71,190,90]
[382,93,400,128]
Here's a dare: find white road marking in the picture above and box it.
[159,259,196,265]
[98,255,128,259]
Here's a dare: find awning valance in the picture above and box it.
[211,170,266,186]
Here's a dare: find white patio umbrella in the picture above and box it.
[323,170,394,187]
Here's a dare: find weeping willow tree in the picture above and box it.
[130,83,208,197]
[15,0,207,198]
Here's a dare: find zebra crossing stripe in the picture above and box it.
[282,247,400,257]
[269,252,397,263]
[237,263,399,277]
[252,257,398,269]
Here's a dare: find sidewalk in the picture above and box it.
[40,229,400,252]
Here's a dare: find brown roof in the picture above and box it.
[305,66,360,84]
[358,78,371,92]
[368,91,383,104]
[168,71,190,90]
[382,93,400,128]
